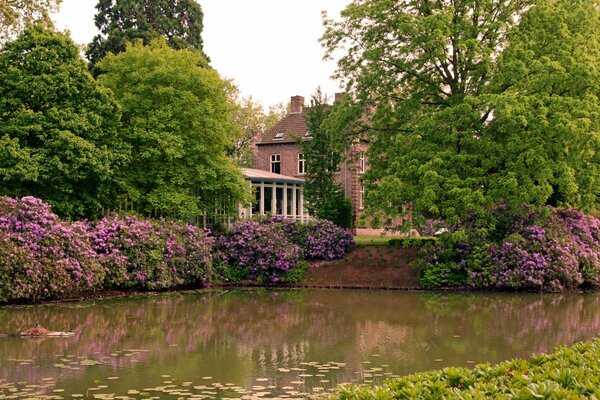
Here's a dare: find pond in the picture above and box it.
[1,289,600,399]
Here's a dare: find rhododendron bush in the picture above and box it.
[418,208,600,291]
[0,197,355,302]
[90,216,213,290]
[0,197,213,302]
[0,197,104,302]
[216,217,354,283]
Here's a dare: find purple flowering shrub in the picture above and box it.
[90,215,213,290]
[216,220,301,283]
[301,220,355,260]
[262,216,354,260]
[216,217,354,283]
[0,196,104,302]
[418,207,600,291]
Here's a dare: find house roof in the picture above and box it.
[258,108,311,144]
[242,168,305,185]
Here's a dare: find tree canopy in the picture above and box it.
[0,0,61,45]
[301,90,354,228]
[87,0,208,71]
[322,0,599,225]
[229,94,287,167]
[97,38,249,218]
[0,25,124,219]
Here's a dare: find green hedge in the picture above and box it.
[335,338,600,399]
[387,237,436,247]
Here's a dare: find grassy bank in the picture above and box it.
[335,338,600,399]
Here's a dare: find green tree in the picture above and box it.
[0,25,124,219]
[230,93,287,167]
[301,90,353,228]
[97,38,249,218]
[322,0,599,225]
[0,0,61,44]
[86,0,208,72]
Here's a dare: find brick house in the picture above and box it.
[252,94,369,228]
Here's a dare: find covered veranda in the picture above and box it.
[241,168,309,222]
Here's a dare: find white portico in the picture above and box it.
[241,168,309,222]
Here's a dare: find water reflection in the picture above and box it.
[0,289,599,398]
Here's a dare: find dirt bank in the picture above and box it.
[302,246,420,289]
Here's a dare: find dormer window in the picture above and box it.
[274,131,285,139]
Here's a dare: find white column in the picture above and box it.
[271,183,276,215]
[292,185,297,220]
[283,183,288,218]
[259,182,265,215]
[299,189,304,223]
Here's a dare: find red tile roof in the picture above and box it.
[258,108,311,145]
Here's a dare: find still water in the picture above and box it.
[1,289,600,399]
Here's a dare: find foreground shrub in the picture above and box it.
[417,208,600,291]
[335,338,600,399]
[90,215,213,290]
[0,196,104,302]
[216,220,302,283]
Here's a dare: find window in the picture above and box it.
[274,131,285,139]
[270,154,281,174]
[359,183,365,210]
[359,152,366,174]
[298,153,306,175]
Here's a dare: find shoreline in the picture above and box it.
[1,244,593,307]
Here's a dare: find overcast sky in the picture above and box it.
[52,0,349,108]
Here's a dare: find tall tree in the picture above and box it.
[301,90,353,228]
[229,93,287,167]
[0,25,124,219]
[86,0,208,72]
[97,38,249,218]
[322,0,599,224]
[0,0,61,44]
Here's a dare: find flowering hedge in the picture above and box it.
[0,197,213,302]
[216,217,354,283]
[0,197,355,302]
[0,197,104,302]
[216,220,302,283]
[89,216,213,290]
[417,208,600,291]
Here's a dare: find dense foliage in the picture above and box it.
[89,215,213,290]
[0,26,124,219]
[216,217,354,283]
[97,38,249,218]
[417,208,600,291]
[301,91,354,228]
[0,196,104,303]
[86,0,208,72]
[0,0,61,44]
[322,0,600,224]
[0,197,355,302]
[0,197,213,302]
[230,95,287,167]
[336,338,600,399]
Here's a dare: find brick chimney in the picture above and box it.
[290,95,305,114]
[334,92,346,103]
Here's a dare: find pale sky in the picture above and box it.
[52,0,350,108]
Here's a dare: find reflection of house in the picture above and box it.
[241,168,309,222]
[252,95,368,226]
